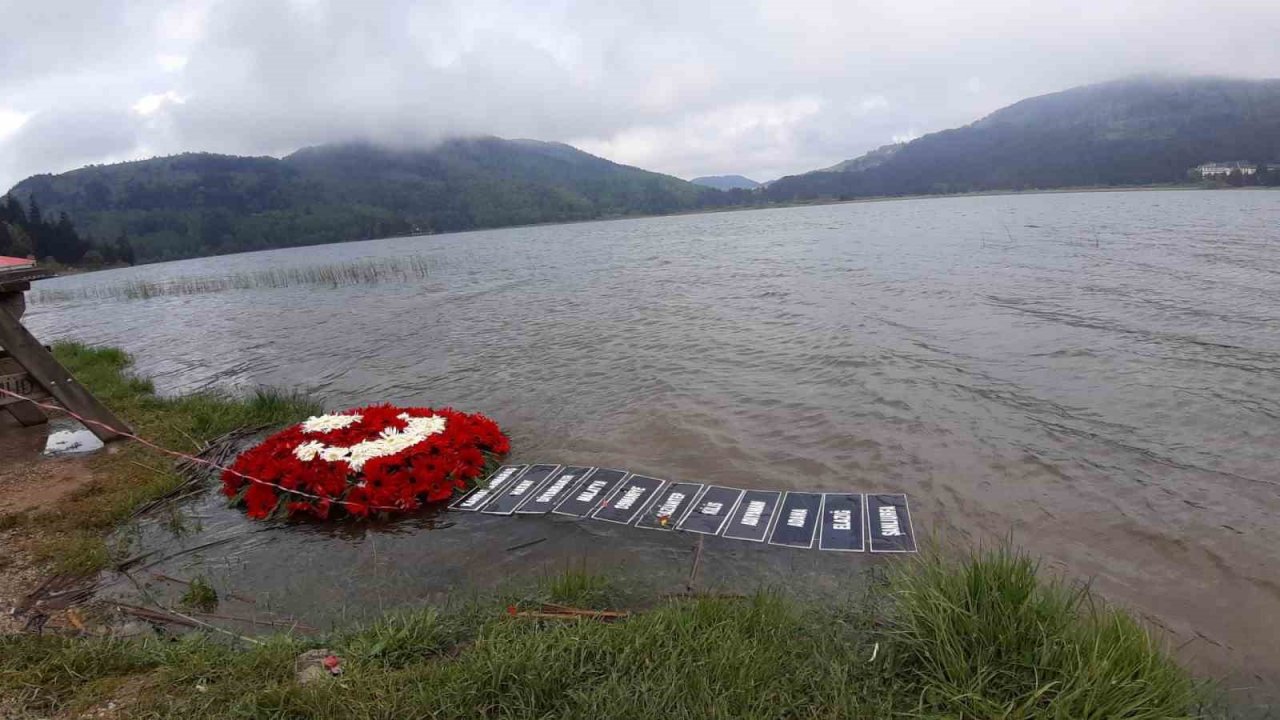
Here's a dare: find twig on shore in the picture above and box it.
[511,608,630,622]
[162,606,264,645]
[187,610,317,632]
[111,601,199,628]
[112,601,264,645]
[129,425,266,520]
[661,591,747,600]
[17,573,97,614]
[685,535,704,593]
[538,601,628,616]
[128,460,168,476]
[175,427,201,452]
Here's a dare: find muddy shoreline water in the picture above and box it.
[100,470,879,629]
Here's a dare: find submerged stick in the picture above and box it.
[686,535,704,592]
[513,610,629,621]
[505,537,547,552]
[188,611,317,632]
[111,601,199,628]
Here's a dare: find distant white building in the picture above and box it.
[1195,161,1258,177]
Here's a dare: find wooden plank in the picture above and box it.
[0,306,131,441]
[0,371,50,407]
[0,267,56,284]
[5,399,48,426]
[1,345,52,362]
[0,291,24,321]
[0,355,49,422]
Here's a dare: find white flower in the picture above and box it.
[320,446,351,463]
[293,441,325,462]
[295,413,449,472]
[302,413,362,434]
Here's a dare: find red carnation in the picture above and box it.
[221,404,508,521]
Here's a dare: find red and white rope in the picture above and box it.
[0,386,430,513]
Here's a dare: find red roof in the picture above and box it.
[0,256,34,268]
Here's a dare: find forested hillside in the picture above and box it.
[767,77,1280,200]
[7,138,722,263]
[9,78,1280,264]
[690,175,761,190]
[0,195,133,266]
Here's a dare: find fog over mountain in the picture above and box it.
[9,76,1279,265]
[690,175,761,191]
[766,76,1280,199]
[4,0,1280,192]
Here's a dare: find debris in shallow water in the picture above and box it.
[188,611,317,632]
[43,421,104,456]
[505,537,547,552]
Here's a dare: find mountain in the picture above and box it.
[690,175,761,190]
[7,137,720,263]
[767,77,1280,201]
[11,77,1280,264]
[815,143,903,173]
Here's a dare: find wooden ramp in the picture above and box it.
[0,266,130,442]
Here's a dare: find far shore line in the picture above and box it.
[35,183,1276,275]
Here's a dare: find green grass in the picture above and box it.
[0,550,1214,719]
[13,342,321,573]
[179,577,219,613]
[886,545,1202,719]
[542,563,621,609]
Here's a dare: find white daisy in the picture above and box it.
[302,413,363,434]
[293,441,325,462]
[294,412,448,471]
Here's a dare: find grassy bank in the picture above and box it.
[4,342,320,573]
[0,549,1209,718]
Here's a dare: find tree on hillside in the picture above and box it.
[27,196,42,227]
[114,233,136,265]
[0,193,114,265]
[2,195,28,226]
[0,222,33,257]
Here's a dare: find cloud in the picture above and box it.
[0,109,140,185]
[3,0,1280,190]
[132,91,186,117]
[0,110,31,142]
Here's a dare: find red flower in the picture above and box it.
[221,404,508,521]
[243,481,280,520]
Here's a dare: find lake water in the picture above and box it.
[26,189,1280,702]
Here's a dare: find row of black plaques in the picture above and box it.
[450,464,916,553]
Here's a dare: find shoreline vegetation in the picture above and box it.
[0,342,1224,717]
[31,256,436,303]
[2,554,1210,719]
[2,342,320,574]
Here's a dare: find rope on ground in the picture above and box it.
[0,386,417,513]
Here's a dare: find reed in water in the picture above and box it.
[31,255,435,303]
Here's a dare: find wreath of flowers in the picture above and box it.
[221,404,509,520]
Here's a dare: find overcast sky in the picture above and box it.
[3,0,1279,191]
